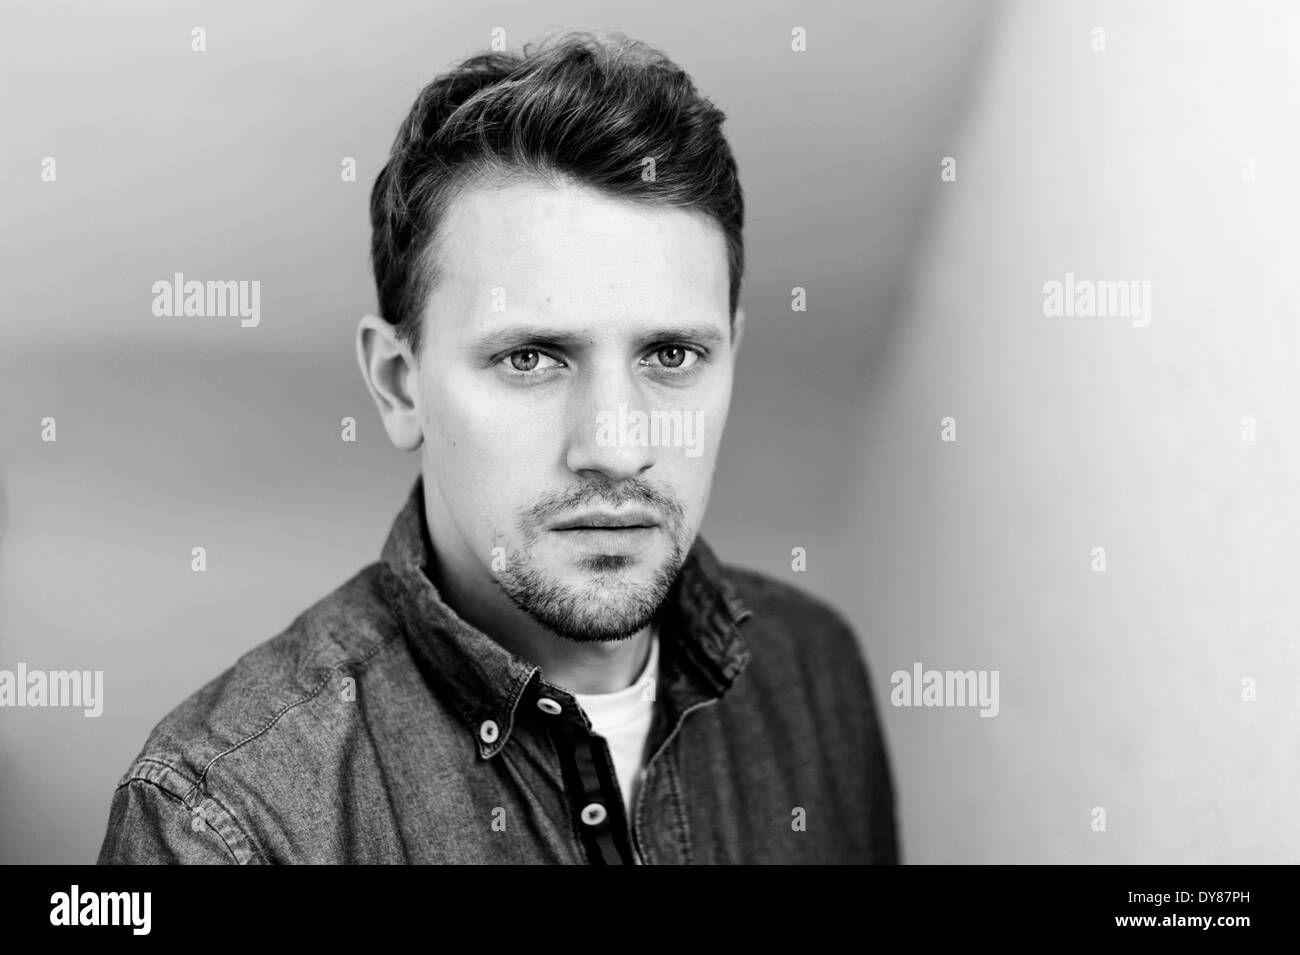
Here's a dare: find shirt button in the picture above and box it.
[536,697,562,716]
[580,802,607,827]
[479,719,499,744]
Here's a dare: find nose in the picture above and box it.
[564,364,657,483]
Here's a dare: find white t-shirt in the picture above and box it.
[573,636,659,821]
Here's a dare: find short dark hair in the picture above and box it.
[368,30,745,357]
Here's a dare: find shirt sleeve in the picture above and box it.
[97,762,256,865]
[826,611,902,865]
[851,643,901,864]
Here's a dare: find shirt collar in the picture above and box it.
[378,475,752,757]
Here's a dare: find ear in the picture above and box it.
[356,313,423,451]
[731,305,746,356]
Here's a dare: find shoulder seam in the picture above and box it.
[117,760,254,864]
[187,633,396,797]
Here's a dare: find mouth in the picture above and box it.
[550,509,660,531]
[548,509,661,557]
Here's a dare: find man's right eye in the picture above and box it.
[502,349,562,374]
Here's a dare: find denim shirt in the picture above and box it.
[97,478,900,864]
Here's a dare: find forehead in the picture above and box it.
[425,175,729,325]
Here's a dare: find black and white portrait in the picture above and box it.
[1,0,1293,897]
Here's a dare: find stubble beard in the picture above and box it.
[494,533,689,643]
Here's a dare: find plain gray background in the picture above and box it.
[2,0,1295,864]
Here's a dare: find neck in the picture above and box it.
[506,619,656,696]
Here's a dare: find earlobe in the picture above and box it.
[356,313,424,451]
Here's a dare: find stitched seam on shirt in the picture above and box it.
[379,562,479,733]
[657,696,722,863]
[192,637,392,792]
[119,768,249,864]
[133,756,264,862]
[381,560,540,755]
[665,747,693,865]
[489,666,538,756]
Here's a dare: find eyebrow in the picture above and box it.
[470,324,728,353]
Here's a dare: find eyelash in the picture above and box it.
[496,344,707,379]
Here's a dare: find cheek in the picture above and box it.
[661,395,728,501]
[686,383,732,491]
[672,448,720,507]
[426,369,537,449]
[421,370,557,519]
[691,378,732,456]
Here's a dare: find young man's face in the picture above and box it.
[413,176,738,642]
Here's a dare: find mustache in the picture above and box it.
[520,479,686,533]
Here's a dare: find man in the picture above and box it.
[97,30,899,864]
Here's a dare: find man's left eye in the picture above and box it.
[643,346,699,371]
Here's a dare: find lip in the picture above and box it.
[550,525,659,556]
[550,508,660,531]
